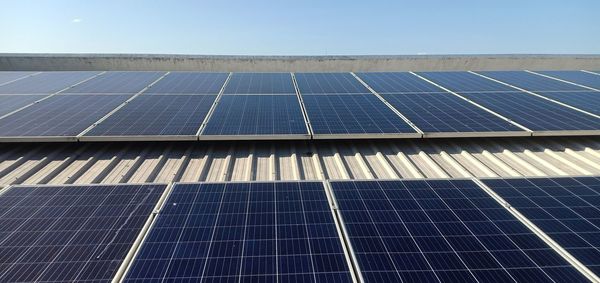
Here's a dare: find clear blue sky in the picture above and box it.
[1,0,599,55]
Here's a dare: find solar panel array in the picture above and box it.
[0,184,167,282]
[330,179,589,282]
[484,177,600,276]
[0,70,600,141]
[3,178,600,281]
[124,182,353,282]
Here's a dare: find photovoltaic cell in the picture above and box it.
[202,95,308,136]
[381,93,523,133]
[303,94,416,135]
[145,72,229,94]
[0,95,47,117]
[356,72,444,93]
[417,72,517,92]
[0,72,36,85]
[0,94,131,136]
[223,73,296,94]
[124,182,352,282]
[331,179,589,283]
[64,72,165,94]
[85,95,217,136]
[0,72,100,94]
[538,71,600,90]
[533,92,600,116]
[483,176,600,275]
[295,73,370,94]
[0,184,167,282]
[459,92,600,131]
[478,71,589,92]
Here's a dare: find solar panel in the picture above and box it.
[124,182,353,282]
[483,176,600,275]
[295,73,370,94]
[202,95,308,137]
[0,95,47,117]
[330,179,589,282]
[478,71,589,92]
[417,72,517,92]
[532,92,600,116]
[380,93,524,134]
[0,72,100,94]
[538,71,600,90]
[302,94,417,136]
[0,94,131,137]
[145,72,229,94]
[0,183,167,282]
[0,72,36,85]
[64,71,165,94]
[223,73,296,94]
[458,92,600,131]
[84,95,217,137]
[356,72,444,93]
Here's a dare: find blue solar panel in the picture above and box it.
[65,72,165,94]
[356,72,444,93]
[0,184,167,282]
[478,71,589,92]
[146,72,229,94]
[84,95,217,136]
[0,94,131,136]
[224,73,296,94]
[483,176,600,275]
[125,182,352,282]
[381,93,523,133]
[0,72,36,85]
[295,73,370,94]
[0,95,47,117]
[302,94,417,135]
[459,92,600,131]
[417,72,517,92]
[538,71,600,90]
[331,179,589,283]
[532,92,600,116]
[202,95,308,136]
[0,72,100,94]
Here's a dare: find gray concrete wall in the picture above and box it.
[1,54,600,72]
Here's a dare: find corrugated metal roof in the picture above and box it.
[1,136,600,187]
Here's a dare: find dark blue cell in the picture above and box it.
[0,72,100,94]
[356,72,444,93]
[478,71,589,92]
[533,91,600,115]
[0,72,36,85]
[65,71,166,93]
[224,73,295,94]
[0,95,48,117]
[295,73,370,94]
[538,71,600,90]
[417,71,516,92]
[145,72,229,94]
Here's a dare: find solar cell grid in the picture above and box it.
[0,72,36,85]
[417,71,517,92]
[302,94,417,136]
[356,72,444,93]
[295,73,370,94]
[459,91,600,131]
[0,94,131,136]
[84,94,217,137]
[146,72,229,94]
[483,176,600,276]
[331,179,589,283]
[64,71,165,94]
[0,95,48,117]
[478,71,589,92]
[537,71,600,90]
[124,182,353,282]
[202,95,308,136]
[0,71,100,94]
[532,91,600,116]
[224,73,296,94]
[0,184,167,282]
[380,92,523,133]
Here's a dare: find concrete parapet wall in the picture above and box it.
[1,54,600,72]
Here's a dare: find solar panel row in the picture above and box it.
[2,178,600,282]
[1,70,600,140]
